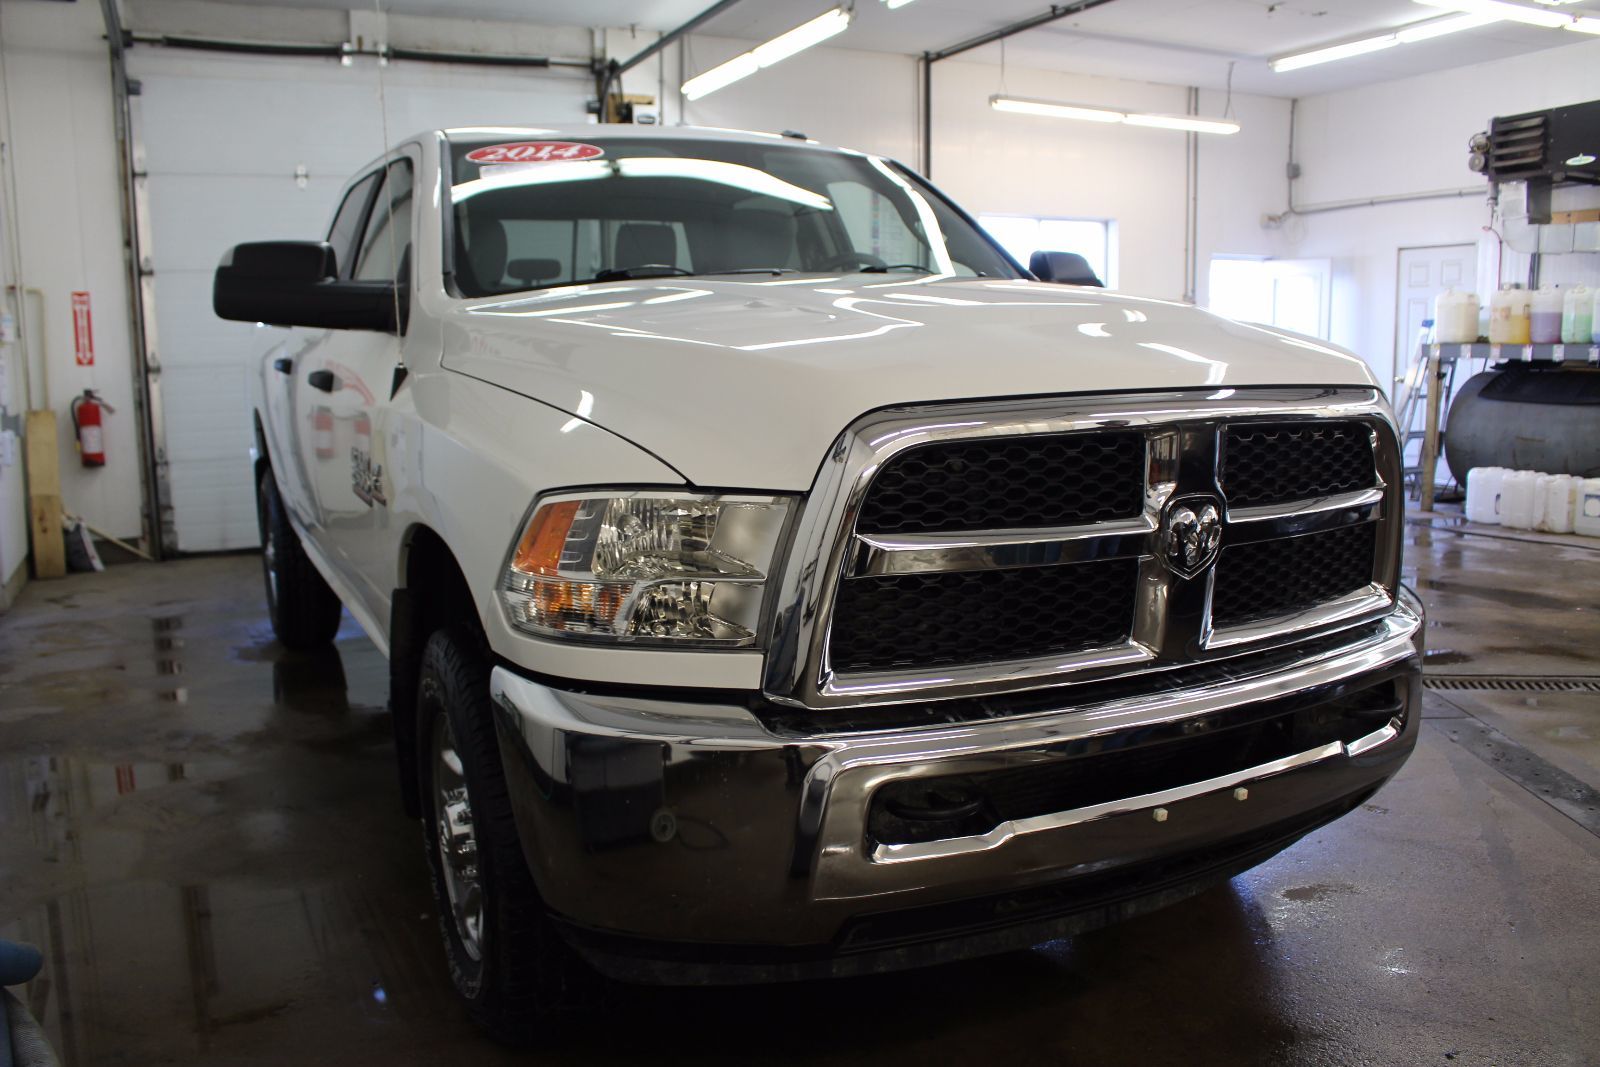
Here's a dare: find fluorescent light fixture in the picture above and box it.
[882,0,919,7]
[990,95,1239,135]
[682,7,850,99]
[681,53,759,100]
[1395,12,1499,41]
[1272,11,1501,72]
[751,7,851,65]
[1270,33,1399,71]
[1570,15,1600,31]
[990,96,1123,122]
[1123,113,1241,134]
[1413,0,1572,28]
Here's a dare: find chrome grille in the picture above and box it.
[767,389,1401,709]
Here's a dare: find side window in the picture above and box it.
[978,214,1113,287]
[327,172,381,278]
[354,159,415,282]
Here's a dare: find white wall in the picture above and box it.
[671,35,1291,304]
[1286,37,1600,387]
[0,0,144,557]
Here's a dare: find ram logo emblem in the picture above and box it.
[1161,498,1222,578]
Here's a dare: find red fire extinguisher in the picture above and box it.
[70,389,113,468]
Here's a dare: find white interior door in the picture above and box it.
[1395,244,1476,391]
[127,50,589,551]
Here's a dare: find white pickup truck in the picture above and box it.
[218,126,1423,1041]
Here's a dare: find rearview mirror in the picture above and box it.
[1029,250,1104,287]
[214,241,403,331]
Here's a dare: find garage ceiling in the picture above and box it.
[198,0,1599,96]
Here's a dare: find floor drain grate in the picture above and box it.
[1425,675,1600,693]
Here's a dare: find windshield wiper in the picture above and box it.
[589,265,696,283]
[585,266,800,284]
[859,264,934,274]
[695,267,800,276]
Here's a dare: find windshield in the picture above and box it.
[445,135,1021,297]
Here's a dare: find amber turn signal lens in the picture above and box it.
[511,500,580,576]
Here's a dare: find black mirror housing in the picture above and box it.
[214,240,400,331]
[1029,250,1104,287]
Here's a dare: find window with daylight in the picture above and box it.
[1207,256,1332,339]
[978,215,1114,287]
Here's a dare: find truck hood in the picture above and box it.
[441,275,1380,490]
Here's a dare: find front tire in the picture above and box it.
[256,465,341,650]
[416,628,593,1042]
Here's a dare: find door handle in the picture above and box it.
[307,369,337,393]
[273,357,294,374]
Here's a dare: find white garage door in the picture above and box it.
[127,49,590,551]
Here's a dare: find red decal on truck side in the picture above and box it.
[464,141,605,164]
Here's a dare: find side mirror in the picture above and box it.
[1029,250,1104,287]
[214,241,400,331]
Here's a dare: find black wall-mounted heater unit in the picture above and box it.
[1470,98,1600,188]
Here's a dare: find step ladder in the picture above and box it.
[1393,341,1460,510]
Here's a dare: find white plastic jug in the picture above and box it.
[1433,289,1479,344]
[1577,478,1600,538]
[1465,467,1507,524]
[1489,286,1532,345]
[1530,287,1563,344]
[1500,470,1540,530]
[1562,286,1593,345]
[1543,474,1579,533]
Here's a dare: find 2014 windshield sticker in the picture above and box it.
[465,141,605,164]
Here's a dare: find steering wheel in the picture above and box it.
[816,252,886,271]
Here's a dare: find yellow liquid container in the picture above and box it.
[1489,285,1531,345]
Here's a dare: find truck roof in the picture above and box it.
[438,124,841,151]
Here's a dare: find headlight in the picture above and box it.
[499,492,791,647]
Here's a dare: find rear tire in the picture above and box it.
[416,627,594,1043]
[256,464,342,650]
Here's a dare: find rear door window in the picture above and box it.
[354,159,415,282]
[327,171,381,278]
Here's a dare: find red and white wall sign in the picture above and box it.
[71,290,94,367]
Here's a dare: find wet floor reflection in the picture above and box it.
[1402,515,1598,674]
[1,567,419,1063]
[546,880,1293,1066]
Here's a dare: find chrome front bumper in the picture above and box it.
[490,595,1424,982]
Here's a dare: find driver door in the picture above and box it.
[292,153,414,622]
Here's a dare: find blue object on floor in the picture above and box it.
[1,940,46,1067]
[0,943,41,988]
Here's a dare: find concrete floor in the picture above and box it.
[2,515,1598,1066]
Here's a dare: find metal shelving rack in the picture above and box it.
[1399,342,1600,510]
